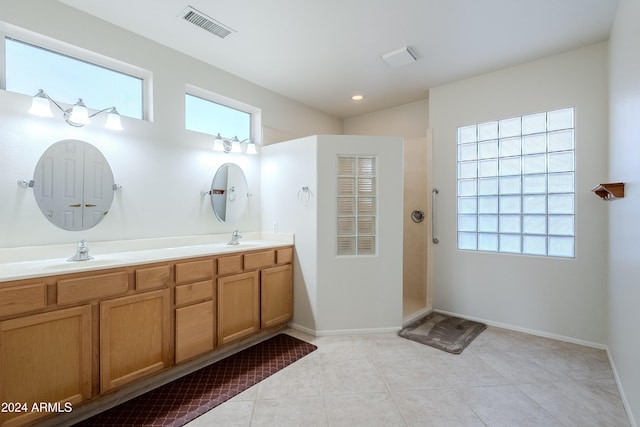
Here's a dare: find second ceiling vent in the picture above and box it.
[180,6,236,39]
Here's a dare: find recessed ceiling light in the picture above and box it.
[351,95,364,101]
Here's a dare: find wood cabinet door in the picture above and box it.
[0,305,91,426]
[260,264,293,329]
[175,300,215,363]
[217,271,259,346]
[100,289,170,393]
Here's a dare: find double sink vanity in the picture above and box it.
[0,232,294,426]
[0,138,290,425]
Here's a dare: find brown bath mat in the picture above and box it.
[73,334,316,426]
[399,313,486,354]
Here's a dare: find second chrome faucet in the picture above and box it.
[227,230,242,245]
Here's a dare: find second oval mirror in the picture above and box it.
[211,163,249,223]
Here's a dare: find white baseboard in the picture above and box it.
[606,348,638,427]
[287,322,400,337]
[287,322,315,336]
[403,307,433,326]
[288,305,435,337]
[313,327,402,336]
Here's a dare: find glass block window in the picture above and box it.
[457,107,575,258]
[337,156,377,255]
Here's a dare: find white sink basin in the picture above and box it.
[222,242,259,249]
[42,259,124,271]
[0,233,294,282]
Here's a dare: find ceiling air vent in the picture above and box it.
[180,6,235,39]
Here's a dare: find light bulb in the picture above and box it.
[213,134,225,151]
[68,99,90,125]
[246,142,257,155]
[105,109,123,130]
[29,95,54,117]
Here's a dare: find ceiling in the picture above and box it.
[59,0,619,119]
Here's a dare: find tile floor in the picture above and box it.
[186,326,631,427]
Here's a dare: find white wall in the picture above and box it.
[343,99,429,138]
[344,99,433,320]
[429,43,610,344]
[608,0,640,423]
[0,0,341,248]
[261,136,319,331]
[262,135,404,334]
[316,135,404,333]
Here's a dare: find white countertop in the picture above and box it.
[0,232,294,282]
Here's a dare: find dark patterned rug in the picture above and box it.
[73,334,317,426]
[399,313,486,354]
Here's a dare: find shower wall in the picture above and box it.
[261,135,404,335]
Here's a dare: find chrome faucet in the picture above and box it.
[68,239,94,262]
[227,230,242,245]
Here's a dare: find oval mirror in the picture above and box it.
[211,163,249,223]
[33,139,115,231]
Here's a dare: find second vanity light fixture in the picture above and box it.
[29,89,124,130]
[213,133,257,154]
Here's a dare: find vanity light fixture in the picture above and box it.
[28,89,123,130]
[213,133,257,154]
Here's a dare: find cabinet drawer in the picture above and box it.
[244,250,275,270]
[217,255,243,275]
[136,264,170,291]
[175,259,214,284]
[276,247,293,265]
[175,280,214,306]
[58,271,128,305]
[0,283,47,317]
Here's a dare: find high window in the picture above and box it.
[457,108,575,258]
[4,37,144,120]
[185,85,259,145]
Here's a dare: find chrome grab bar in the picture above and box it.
[432,188,439,244]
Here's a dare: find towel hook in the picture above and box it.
[297,185,312,206]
